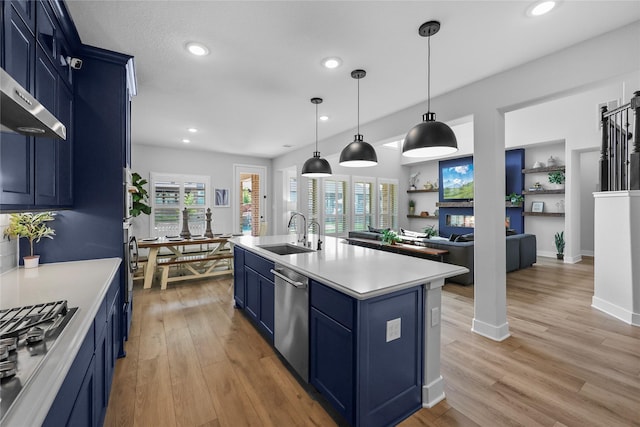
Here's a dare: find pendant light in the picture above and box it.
[403,21,458,158]
[301,97,332,177]
[339,69,378,167]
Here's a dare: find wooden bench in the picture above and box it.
[156,253,234,290]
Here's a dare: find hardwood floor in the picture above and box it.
[104,257,640,427]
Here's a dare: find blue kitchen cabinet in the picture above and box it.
[233,246,246,308]
[1,2,35,207]
[310,280,424,427]
[43,273,120,427]
[233,249,275,342]
[1,0,74,210]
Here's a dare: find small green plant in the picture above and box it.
[3,212,56,257]
[130,172,151,217]
[506,193,524,205]
[423,225,438,239]
[381,229,401,245]
[409,199,416,208]
[554,231,565,255]
[548,171,565,185]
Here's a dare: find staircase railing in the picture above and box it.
[600,90,640,191]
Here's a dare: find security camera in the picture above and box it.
[66,57,83,70]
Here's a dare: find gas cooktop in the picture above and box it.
[0,300,77,421]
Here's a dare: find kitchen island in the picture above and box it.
[230,235,468,427]
[0,258,121,427]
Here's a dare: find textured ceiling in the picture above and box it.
[65,1,640,158]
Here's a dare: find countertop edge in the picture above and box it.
[2,257,122,427]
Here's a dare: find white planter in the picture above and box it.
[23,255,40,269]
[549,183,565,191]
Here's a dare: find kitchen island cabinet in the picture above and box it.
[0,258,121,427]
[231,235,467,427]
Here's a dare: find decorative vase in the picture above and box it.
[409,207,415,215]
[23,255,40,269]
[556,253,564,260]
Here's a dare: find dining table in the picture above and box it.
[138,235,234,289]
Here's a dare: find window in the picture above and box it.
[352,177,374,231]
[150,173,210,236]
[323,177,348,236]
[306,178,319,233]
[283,168,298,235]
[378,179,398,230]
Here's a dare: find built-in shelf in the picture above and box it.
[407,189,438,193]
[407,215,439,219]
[522,212,565,217]
[522,165,565,174]
[436,201,522,208]
[436,201,473,208]
[522,189,565,195]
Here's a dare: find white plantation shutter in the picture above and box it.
[323,177,348,236]
[353,177,374,231]
[150,173,210,236]
[378,179,398,230]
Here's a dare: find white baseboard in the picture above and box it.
[471,318,510,341]
[422,375,445,408]
[592,296,640,326]
[537,251,582,264]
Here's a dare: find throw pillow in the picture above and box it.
[400,228,428,238]
[449,234,460,242]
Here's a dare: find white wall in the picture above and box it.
[580,150,599,256]
[131,144,272,237]
[0,214,18,274]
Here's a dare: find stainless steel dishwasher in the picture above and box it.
[271,263,309,382]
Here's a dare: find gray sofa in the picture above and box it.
[347,231,536,285]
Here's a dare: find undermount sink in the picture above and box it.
[257,243,315,255]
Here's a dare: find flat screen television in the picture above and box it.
[442,163,474,200]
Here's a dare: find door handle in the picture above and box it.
[270,269,307,289]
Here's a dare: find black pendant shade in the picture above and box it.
[403,112,458,157]
[339,134,378,167]
[302,97,332,177]
[402,21,458,158]
[339,69,378,167]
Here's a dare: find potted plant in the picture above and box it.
[130,172,151,217]
[381,229,401,245]
[554,231,565,260]
[548,170,565,190]
[408,199,416,216]
[3,212,56,268]
[423,225,438,239]
[506,193,524,206]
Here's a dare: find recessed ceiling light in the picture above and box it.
[319,115,329,121]
[528,0,556,16]
[182,138,191,144]
[185,42,210,56]
[282,144,293,148]
[322,57,342,69]
[187,128,198,133]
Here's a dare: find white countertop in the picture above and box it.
[0,258,121,427]
[230,235,468,299]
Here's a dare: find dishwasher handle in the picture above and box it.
[270,268,307,289]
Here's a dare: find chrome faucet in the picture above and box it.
[287,212,308,246]
[308,220,323,250]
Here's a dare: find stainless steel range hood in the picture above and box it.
[1,68,66,140]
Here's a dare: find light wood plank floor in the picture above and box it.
[104,257,640,427]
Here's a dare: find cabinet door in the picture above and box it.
[94,323,108,427]
[1,4,35,207]
[34,47,58,206]
[233,246,245,308]
[310,307,354,424]
[258,275,274,339]
[67,356,96,427]
[35,0,56,64]
[56,80,73,206]
[5,1,35,34]
[245,267,260,323]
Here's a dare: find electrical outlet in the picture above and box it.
[386,318,401,342]
[431,307,440,326]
